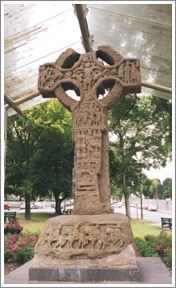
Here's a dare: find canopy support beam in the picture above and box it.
[73,4,93,52]
[4,95,22,115]
[141,81,172,94]
[4,81,172,112]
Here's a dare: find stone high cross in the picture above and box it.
[38,46,141,215]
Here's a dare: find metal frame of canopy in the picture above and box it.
[4,3,173,115]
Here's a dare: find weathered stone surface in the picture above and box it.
[35,244,137,268]
[35,214,135,261]
[29,264,140,283]
[38,46,141,215]
[29,266,141,284]
[31,241,140,282]
[34,46,141,283]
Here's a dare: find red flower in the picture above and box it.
[156,244,163,251]
[29,236,38,242]
[5,222,22,229]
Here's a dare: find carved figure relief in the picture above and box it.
[35,221,131,259]
[38,46,141,215]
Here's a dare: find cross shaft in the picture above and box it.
[38,46,141,215]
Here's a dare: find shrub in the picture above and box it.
[4,247,12,263]
[145,231,172,269]
[4,234,17,263]
[4,231,39,265]
[134,231,172,270]
[4,219,23,235]
[134,237,158,257]
[13,246,34,265]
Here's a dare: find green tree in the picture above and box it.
[142,178,165,200]
[5,99,73,218]
[149,179,160,208]
[162,178,172,199]
[33,99,73,214]
[109,142,143,199]
[5,110,43,219]
[142,178,154,199]
[108,94,171,218]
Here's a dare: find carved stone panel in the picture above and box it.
[35,214,135,260]
[38,46,141,215]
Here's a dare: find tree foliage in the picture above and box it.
[141,177,172,200]
[162,178,172,199]
[108,94,172,217]
[5,99,73,218]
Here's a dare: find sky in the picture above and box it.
[143,161,173,184]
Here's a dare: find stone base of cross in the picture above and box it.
[30,213,140,283]
[38,46,141,215]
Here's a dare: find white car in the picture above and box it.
[33,202,43,209]
[51,202,56,208]
[111,202,123,208]
[63,204,74,214]
[148,205,157,211]
[20,202,43,209]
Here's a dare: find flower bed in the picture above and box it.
[4,227,23,235]
[4,230,39,265]
[134,231,172,271]
[4,221,23,235]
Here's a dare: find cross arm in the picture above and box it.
[38,48,81,111]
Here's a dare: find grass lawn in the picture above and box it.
[15,212,170,238]
[16,212,56,234]
[130,218,164,239]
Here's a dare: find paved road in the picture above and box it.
[114,206,172,226]
[11,206,172,227]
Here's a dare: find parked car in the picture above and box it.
[33,202,43,209]
[148,205,157,211]
[111,202,123,208]
[20,202,43,209]
[4,203,11,210]
[64,204,74,214]
[143,204,149,210]
[51,202,56,208]
[130,203,137,207]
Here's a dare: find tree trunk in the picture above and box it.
[124,193,131,219]
[123,170,131,219]
[55,195,62,215]
[140,192,143,219]
[25,193,31,220]
[156,186,159,209]
[4,107,8,184]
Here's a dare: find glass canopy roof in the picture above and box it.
[3,2,173,116]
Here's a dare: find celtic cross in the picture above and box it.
[38,46,141,215]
